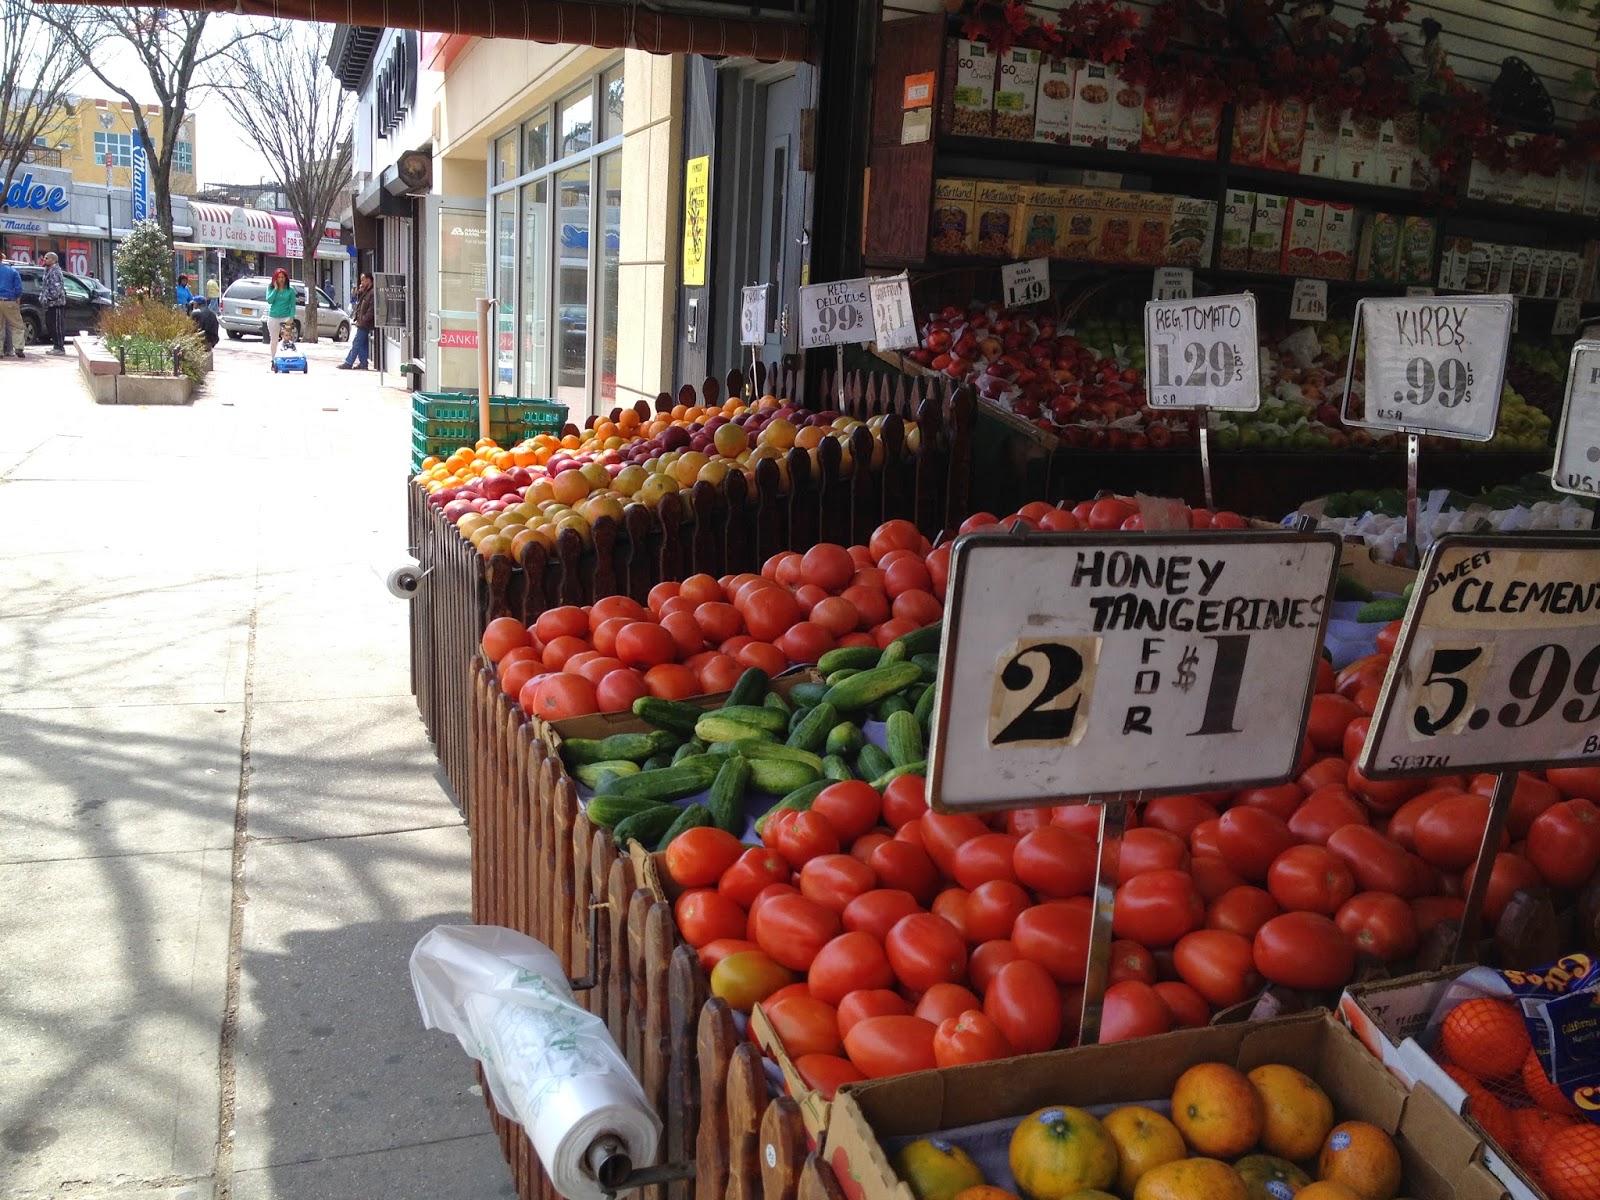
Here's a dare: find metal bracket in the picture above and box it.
[566,902,604,993]
[589,1135,697,1199]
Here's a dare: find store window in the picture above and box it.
[93,131,133,167]
[487,63,624,417]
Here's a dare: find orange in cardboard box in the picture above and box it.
[1101,1106,1186,1196]
[1008,1106,1118,1199]
[1249,1062,1334,1161]
[1132,1157,1247,1200]
[1318,1121,1402,1200]
[1172,1063,1263,1159]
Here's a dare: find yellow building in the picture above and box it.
[27,96,198,196]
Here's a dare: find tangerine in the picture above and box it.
[893,1137,985,1200]
[1171,1062,1264,1160]
[1008,1106,1118,1200]
[1541,1124,1600,1200]
[1439,998,1530,1080]
[1132,1158,1248,1200]
[1234,1153,1311,1200]
[1509,1107,1576,1181]
[1316,1121,1401,1200]
[1441,1065,1515,1148]
[1524,1048,1580,1117]
[1295,1186,1361,1200]
[1249,1063,1335,1162]
[1100,1106,1186,1197]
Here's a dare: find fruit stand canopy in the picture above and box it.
[43,0,811,61]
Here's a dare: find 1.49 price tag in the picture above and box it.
[927,530,1340,811]
[1002,258,1050,308]
[1360,536,1600,779]
[1553,341,1600,498]
[797,279,873,349]
[1144,294,1261,411]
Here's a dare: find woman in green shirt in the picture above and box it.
[265,268,296,366]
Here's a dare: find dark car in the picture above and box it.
[14,265,111,343]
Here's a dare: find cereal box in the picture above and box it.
[1317,202,1356,280]
[1584,165,1600,219]
[1058,188,1103,261]
[1383,113,1420,191]
[1142,87,1185,156]
[1555,161,1587,213]
[1437,237,1471,291]
[1230,95,1270,168]
[1093,190,1139,263]
[929,179,977,256]
[1529,249,1552,299]
[1219,189,1254,270]
[1462,241,1491,292]
[1356,212,1401,283]
[994,48,1040,141]
[1248,193,1287,274]
[1107,67,1145,152]
[1014,186,1064,259]
[1486,243,1512,293]
[1336,113,1381,184]
[1071,62,1113,149]
[973,180,1021,258]
[1281,198,1322,276]
[1398,216,1436,286]
[1180,92,1223,160]
[1466,157,1495,203]
[1265,96,1309,174]
[1522,168,1558,211]
[948,39,995,136]
[1168,197,1217,267]
[1299,105,1340,179]
[1132,193,1172,265]
[1034,57,1075,145]
[1507,245,1533,296]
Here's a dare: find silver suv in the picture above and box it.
[219,276,350,341]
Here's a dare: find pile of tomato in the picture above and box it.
[656,630,1600,1096]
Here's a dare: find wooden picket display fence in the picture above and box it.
[413,364,972,805]
[467,659,831,1200]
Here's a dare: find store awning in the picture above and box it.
[50,0,810,61]
[190,202,277,253]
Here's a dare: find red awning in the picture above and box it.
[51,0,810,62]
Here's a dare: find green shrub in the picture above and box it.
[100,299,210,381]
[114,220,173,300]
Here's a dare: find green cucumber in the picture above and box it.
[748,757,820,795]
[786,701,839,754]
[642,752,673,772]
[1356,597,1408,623]
[575,759,642,789]
[763,690,793,716]
[885,710,925,768]
[708,756,752,835]
[696,714,779,744]
[824,722,865,758]
[817,644,884,675]
[825,667,861,686]
[671,737,707,765]
[911,653,939,683]
[856,743,894,781]
[788,682,830,708]
[633,696,704,737]
[914,682,936,729]
[586,793,671,829]
[726,667,770,708]
[731,738,824,773]
[870,761,927,791]
[1334,571,1374,602]
[821,754,855,782]
[612,804,685,848]
[888,622,942,659]
[562,729,678,767]
[609,756,725,803]
[753,780,831,835]
[716,704,788,733]
[656,803,714,851]
[874,695,911,721]
[823,662,924,712]
[788,707,809,736]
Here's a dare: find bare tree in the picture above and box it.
[210,21,352,341]
[0,2,98,195]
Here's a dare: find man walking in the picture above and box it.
[0,257,22,358]
[40,252,66,355]
[205,275,220,311]
[175,273,193,308]
[338,271,376,371]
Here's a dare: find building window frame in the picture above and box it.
[93,130,134,167]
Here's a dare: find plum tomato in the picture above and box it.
[1115,827,1189,884]
[983,959,1062,1053]
[844,1014,938,1078]
[933,1009,1014,1067]
[835,988,908,1039]
[1172,928,1260,1008]
[885,912,968,992]
[807,931,895,1006]
[1335,892,1419,963]
[1154,980,1212,1028]
[1206,885,1281,939]
[752,892,841,972]
[665,826,745,889]
[1216,808,1297,882]
[1252,911,1355,991]
[1112,869,1204,948]
[1013,898,1093,983]
[1100,980,1174,1043]
[841,889,923,943]
[799,854,877,914]
[763,993,843,1058]
[1266,844,1356,915]
[812,780,883,844]
[914,983,983,1027]
[1013,827,1098,899]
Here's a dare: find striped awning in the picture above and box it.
[189,203,277,253]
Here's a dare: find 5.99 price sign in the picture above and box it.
[927,530,1340,811]
[1143,294,1261,411]
[1360,535,1600,779]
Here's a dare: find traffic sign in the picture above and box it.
[1144,294,1261,411]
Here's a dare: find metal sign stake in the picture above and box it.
[1199,415,1216,511]
[835,343,846,406]
[1452,770,1516,963]
[1405,433,1421,568]
[1078,793,1134,1047]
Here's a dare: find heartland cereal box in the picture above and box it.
[1356,212,1401,283]
[1071,61,1113,149]
[1555,161,1587,213]
[1107,67,1145,151]
[1034,57,1075,145]
[1398,216,1436,286]
[1015,186,1064,259]
[1336,113,1381,184]
[1281,198,1322,276]
[973,180,1021,258]
[1219,189,1255,270]
[1230,95,1270,167]
[994,48,1041,140]
[1180,92,1223,160]
[1093,190,1139,263]
[929,179,977,256]
[1142,86,1185,156]
[1168,196,1216,267]
[948,39,995,136]
[1265,96,1309,174]
[1132,193,1172,265]
[1248,193,1288,274]
[1058,188,1102,261]
[1299,105,1340,178]
[1317,202,1356,280]
[1529,249,1552,299]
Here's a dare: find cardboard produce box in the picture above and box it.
[825,1011,1509,1200]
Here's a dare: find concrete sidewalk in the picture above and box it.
[0,336,514,1198]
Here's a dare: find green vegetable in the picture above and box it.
[562,729,678,767]
[726,667,770,708]
[821,755,855,782]
[696,714,777,745]
[575,759,642,789]
[885,710,925,768]
[914,682,936,729]
[1356,597,1408,623]
[748,757,821,795]
[1334,572,1374,602]
[633,696,704,737]
[608,756,725,803]
[788,682,830,709]
[870,761,927,791]
[824,722,865,758]
[708,756,752,835]
[671,738,707,765]
[714,705,789,734]
[656,803,714,851]
[642,753,673,772]
[911,653,939,683]
[763,690,793,716]
[753,780,831,836]
[874,695,911,721]
[586,793,672,829]
[825,667,861,686]
[817,645,883,675]
[786,701,839,754]
[856,743,893,781]
[731,738,824,773]
[823,661,924,712]
[612,804,686,849]
[887,622,942,661]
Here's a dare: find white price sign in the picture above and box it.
[740,284,769,347]
[927,530,1341,812]
[1341,295,1512,442]
[868,274,918,351]
[797,279,873,349]
[1553,341,1600,498]
[1360,536,1600,779]
[1001,258,1050,308]
[1291,279,1328,322]
[1143,294,1261,411]
[1153,268,1193,301]
[1554,297,1583,337]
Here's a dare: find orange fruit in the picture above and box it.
[1441,1065,1515,1148]
[1316,1121,1401,1200]
[951,1190,1021,1200]
[1133,1157,1248,1200]
[1009,1106,1118,1199]
[1249,1063,1335,1161]
[1439,998,1530,1080]
[1171,1062,1264,1160]
[1524,1048,1580,1116]
[1509,1107,1576,1182]
[1296,1185,1361,1200]
[1541,1124,1600,1200]
[1234,1154,1311,1200]
[892,1137,984,1200]
[1100,1106,1186,1197]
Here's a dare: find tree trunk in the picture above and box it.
[301,248,320,342]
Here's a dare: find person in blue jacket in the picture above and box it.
[175,273,194,308]
[0,257,23,357]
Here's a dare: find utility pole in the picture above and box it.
[99,111,116,291]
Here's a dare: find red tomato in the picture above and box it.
[964,880,1032,944]
[1461,852,1546,922]
[881,773,928,829]
[1154,980,1212,1028]
[1252,912,1355,991]
[1414,792,1508,870]
[1235,784,1303,822]
[921,812,988,877]
[800,854,877,914]
[931,887,971,941]
[748,883,800,930]
[1335,892,1419,962]
[1266,844,1357,915]
[1375,619,1402,655]
[812,781,883,844]
[1088,497,1135,530]
[697,938,760,973]
[753,893,841,971]
[1100,981,1174,1043]
[1011,898,1093,983]
[1288,785,1369,845]
[1347,761,1425,816]
[885,912,968,993]
[1324,824,1418,898]
[969,939,1020,992]
[793,1053,866,1101]
[719,847,792,908]
[1189,818,1224,859]
[952,833,1021,889]
[801,544,856,592]
[1013,827,1098,898]
[1308,693,1362,751]
[868,841,939,904]
[1115,827,1189,884]
[776,621,838,665]
[1217,808,1297,882]
[808,931,894,1005]
[844,1014,938,1078]
[1337,653,1390,700]
[1113,869,1205,947]
[1385,788,1457,850]
[1005,807,1053,836]
[741,587,802,643]
[1141,794,1220,842]
[481,616,531,663]
[933,1009,1014,1067]
[763,994,843,1058]
[894,819,927,850]
[1299,757,1351,795]
[983,959,1062,1054]
[842,889,923,943]
[665,826,745,889]
[1108,939,1157,986]
[1051,805,1105,839]
[771,810,841,868]
[1190,855,1248,903]
[1470,772,1560,839]
[1173,929,1260,1008]
[1412,895,1467,937]
[836,989,909,1039]
[674,888,749,948]
[915,983,982,1027]
[1206,885,1281,939]
[1527,799,1600,889]
[851,833,892,866]
[1547,767,1600,799]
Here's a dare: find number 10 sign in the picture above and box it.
[927,530,1341,812]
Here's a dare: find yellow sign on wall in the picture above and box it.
[683,155,710,288]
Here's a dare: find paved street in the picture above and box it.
[0,333,515,1199]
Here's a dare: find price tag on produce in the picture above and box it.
[1552,341,1600,498]
[740,284,769,347]
[868,273,918,351]
[1291,279,1328,322]
[1152,268,1193,302]
[927,530,1341,811]
[797,278,873,349]
[1341,295,1512,442]
[1554,297,1583,337]
[1001,258,1050,308]
[1143,293,1261,411]
[1359,535,1600,779]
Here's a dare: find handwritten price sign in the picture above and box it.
[797,279,873,349]
[1360,536,1600,779]
[1002,259,1050,308]
[927,530,1340,811]
[740,285,769,347]
[1144,294,1261,411]
[1553,341,1600,499]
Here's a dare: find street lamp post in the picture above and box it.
[99,112,116,292]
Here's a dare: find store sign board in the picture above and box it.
[682,155,710,288]
[1341,295,1511,442]
[927,530,1341,812]
[1359,535,1600,779]
[1551,342,1600,499]
[1,172,68,213]
[1143,294,1260,411]
[374,272,408,328]
[1001,258,1049,308]
[194,207,276,253]
[797,278,872,349]
[868,273,918,350]
[131,143,148,224]
[0,216,45,234]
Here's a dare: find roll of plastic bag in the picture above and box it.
[411,925,661,1200]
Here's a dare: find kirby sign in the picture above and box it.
[2,173,69,214]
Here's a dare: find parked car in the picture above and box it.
[218,276,350,342]
[13,265,111,343]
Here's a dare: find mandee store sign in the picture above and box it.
[190,202,276,253]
